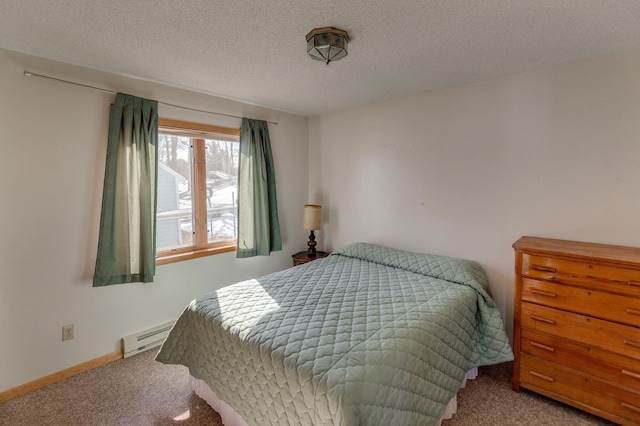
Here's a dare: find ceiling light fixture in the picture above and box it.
[306,27,349,64]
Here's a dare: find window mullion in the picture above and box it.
[193,138,208,249]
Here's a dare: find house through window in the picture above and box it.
[156,118,239,265]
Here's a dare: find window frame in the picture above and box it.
[156,118,240,266]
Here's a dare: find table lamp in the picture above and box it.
[303,204,321,256]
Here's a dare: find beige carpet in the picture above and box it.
[442,363,616,426]
[0,349,616,425]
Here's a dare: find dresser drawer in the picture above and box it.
[521,329,640,392]
[523,254,640,298]
[522,278,640,327]
[520,354,640,425]
[521,302,640,360]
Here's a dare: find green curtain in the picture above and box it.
[93,93,159,286]
[236,118,282,257]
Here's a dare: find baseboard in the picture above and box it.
[0,350,123,404]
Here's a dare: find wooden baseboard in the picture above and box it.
[0,350,123,403]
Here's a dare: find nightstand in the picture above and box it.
[292,251,329,267]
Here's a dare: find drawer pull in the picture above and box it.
[531,315,556,325]
[531,264,557,273]
[624,339,640,348]
[531,289,557,298]
[627,308,640,316]
[530,341,556,352]
[529,370,554,382]
[629,280,640,288]
[621,369,640,380]
[622,402,640,413]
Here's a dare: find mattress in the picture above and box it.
[156,242,513,425]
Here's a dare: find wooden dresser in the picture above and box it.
[512,236,640,425]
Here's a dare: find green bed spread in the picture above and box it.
[156,242,513,425]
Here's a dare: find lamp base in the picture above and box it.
[307,230,317,257]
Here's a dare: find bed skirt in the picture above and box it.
[189,367,478,425]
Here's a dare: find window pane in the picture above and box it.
[156,134,194,252]
[205,139,238,243]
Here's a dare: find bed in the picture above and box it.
[156,242,513,425]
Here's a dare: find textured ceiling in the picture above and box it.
[2,1,640,116]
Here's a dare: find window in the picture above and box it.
[156,119,239,265]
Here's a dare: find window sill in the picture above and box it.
[156,242,236,266]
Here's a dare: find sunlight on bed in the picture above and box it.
[215,279,280,337]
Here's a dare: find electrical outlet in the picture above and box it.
[62,324,74,341]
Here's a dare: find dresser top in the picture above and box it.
[513,236,640,266]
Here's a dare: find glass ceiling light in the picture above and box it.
[306,27,349,64]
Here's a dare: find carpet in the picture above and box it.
[0,349,616,425]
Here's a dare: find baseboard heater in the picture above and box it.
[122,321,174,358]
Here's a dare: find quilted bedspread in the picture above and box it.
[156,243,513,425]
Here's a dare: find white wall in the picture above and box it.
[0,49,309,393]
[309,49,640,339]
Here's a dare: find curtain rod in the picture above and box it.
[23,70,278,125]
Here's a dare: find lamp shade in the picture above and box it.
[303,204,321,230]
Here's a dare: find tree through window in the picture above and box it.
[156,119,239,264]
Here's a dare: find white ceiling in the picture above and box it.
[2,1,640,116]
